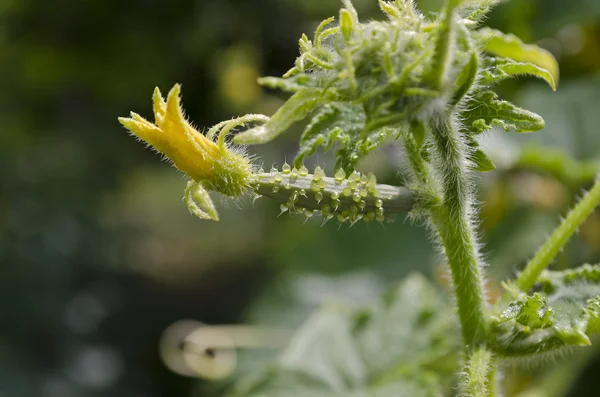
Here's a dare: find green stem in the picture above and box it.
[402,125,442,209]
[462,347,494,397]
[404,120,493,397]
[429,117,488,350]
[403,123,432,185]
[515,175,600,292]
[487,367,498,397]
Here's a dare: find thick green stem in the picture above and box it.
[515,175,600,292]
[404,119,495,395]
[429,117,488,350]
[412,3,493,394]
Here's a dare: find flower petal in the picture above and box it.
[153,87,167,124]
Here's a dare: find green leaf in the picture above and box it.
[278,308,367,390]
[463,134,496,172]
[481,57,557,91]
[334,130,390,174]
[491,264,600,357]
[463,1,501,22]
[470,149,496,172]
[231,369,443,397]
[462,90,545,135]
[258,74,321,93]
[228,274,455,397]
[539,266,600,339]
[539,263,600,297]
[293,103,392,173]
[234,88,324,145]
[293,103,364,168]
[354,274,457,378]
[476,28,559,90]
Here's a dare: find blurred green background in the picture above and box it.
[2,0,600,396]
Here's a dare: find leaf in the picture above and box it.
[231,369,443,397]
[258,74,321,93]
[538,265,600,340]
[293,103,391,173]
[234,88,324,145]
[293,103,364,167]
[463,134,496,172]
[354,274,457,378]
[470,149,496,172]
[463,1,501,22]
[481,57,557,91]
[516,77,600,160]
[462,90,545,135]
[278,308,367,390]
[490,264,600,357]
[228,274,455,397]
[334,130,390,174]
[476,28,559,90]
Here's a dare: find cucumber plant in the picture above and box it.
[119,1,600,395]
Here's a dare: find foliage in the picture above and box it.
[229,274,456,397]
[492,264,600,357]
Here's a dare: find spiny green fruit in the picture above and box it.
[250,165,414,224]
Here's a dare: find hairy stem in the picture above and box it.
[462,347,494,397]
[515,174,600,292]
[402,126,442,210]
[429,117,488,350]
[403,123,432,185]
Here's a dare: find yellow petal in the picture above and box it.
[129,112,159,130]
[118,116,176,156]
[153,87,167,124]
[164,84,221,160]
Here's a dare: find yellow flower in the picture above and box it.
[118,84,256,197]
[119,84,270,221]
